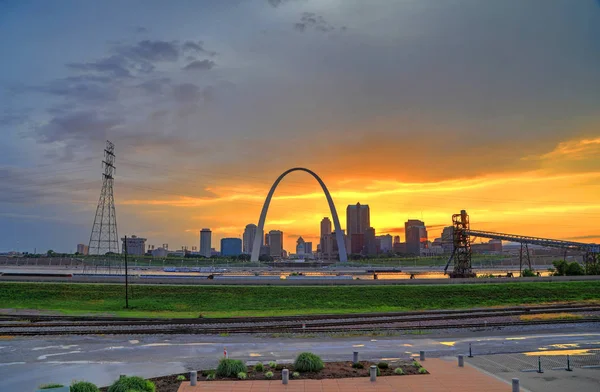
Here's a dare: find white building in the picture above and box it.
[151,247,169,257]
[200,228,211,257]
[377,234,393,253]
[121,235,147,256]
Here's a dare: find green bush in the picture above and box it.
[216,359,247,378]
[71,381,100,392]
[566,262,585,276]
[352,363,364,369]
[206,373,215,381]
[268,361,277,368]
[176,375,186,382]
[265,371,274,379]
[412,360,420,367]
[39,384,65,390]
[237,372,247,380]
[418,367,427,374]
[377,362,389,369]
[521,269,536,277]
[254,362,264,372]
[107,376,155,392]
[376,367,381,376]
[394,368,404,375]
[292,371,300,378]
[294,352,324,373]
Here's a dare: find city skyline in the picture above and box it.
[1,1,599,253]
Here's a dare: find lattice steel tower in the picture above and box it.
[88,140,119,255]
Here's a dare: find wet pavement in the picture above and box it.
[1,326,599,391]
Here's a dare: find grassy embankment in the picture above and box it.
[1,281,598,318]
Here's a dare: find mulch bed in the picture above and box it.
[99,360,427,392]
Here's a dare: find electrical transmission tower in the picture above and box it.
[88,140,120,255]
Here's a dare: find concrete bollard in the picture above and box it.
[420,351,425,361]
[458,354,464,367]
[512,378,519,392]
[190,371,197,386]
[370,365,377,382]
[282,369,289,384]
[353,351,359,364]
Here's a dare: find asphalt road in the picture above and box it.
[1,326,599,391]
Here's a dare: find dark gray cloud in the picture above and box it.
[295,12,338,33]
[135,26,148,33]
[267,0,303,7]
[182,40,217,56]
[125,40,179,62]
[35,111,123,144]
[137,77,172,95]
[172,83,202,103]
[36,79,117,103]
[183,59,215,71]
[67,55,131,78]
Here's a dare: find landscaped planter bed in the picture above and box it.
[101,360,428,392]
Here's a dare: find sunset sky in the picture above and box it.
[1,0,599,253]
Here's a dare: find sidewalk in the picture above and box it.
[178,358,510,391]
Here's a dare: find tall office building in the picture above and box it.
[200,228,212,257]
[405,220,428,256]
[296,237,306,255]
[221,238,242,256]
[304,241,312,255]
[243,224,259,254]
[266,230,283,257]
[350,233,365,254]
[346,203,370,236]
[320,217,332,259]
[393,235,401,245]
[441,226,454,253]
[320,217,332,237]
[377,234,393,253]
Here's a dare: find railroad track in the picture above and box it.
[1,304,599,336]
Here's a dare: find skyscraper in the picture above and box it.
[320,217,332,260]
[243,224,259,254]
[346,203,370,236]
[296,237,306,255]
[393,235,401,245]
[267,230,283,257]
[405,220,427,256]
[200,228,211,257]
[320,217,332,237]
[221,238,242,256]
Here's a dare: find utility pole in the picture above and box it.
[124,235,129,309]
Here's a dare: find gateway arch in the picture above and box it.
[250,168,348,262]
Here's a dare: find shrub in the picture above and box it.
[412,360,420,367]
[394,368,404,375]
[418,367,427,374]
[268,361,277,368]
[292,371,300,378]
[377,362,389,369]
[254,362,264,372]
[216,358,247,378]
[237,372,247,380]
[176,375,186,381]
[39,384,65,390]
[265,371,274,379]
[352,363,364,369]
[71,381,100,392]
[275,364,284,371]
[376,367,381,376]
[566,262,585,276]
[521,269,536,277]
[107,376,155,392]
[294,352,324,373]
[206,373,215,381]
